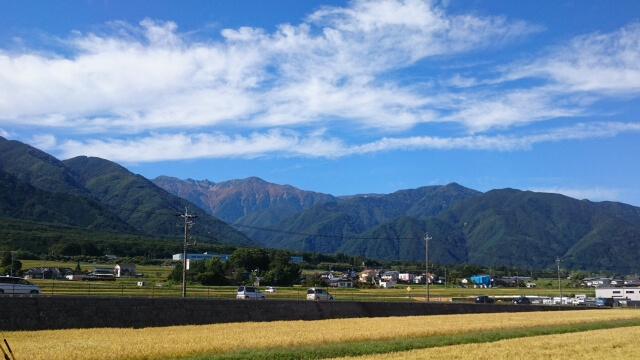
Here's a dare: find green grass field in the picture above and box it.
[20,259,593,300]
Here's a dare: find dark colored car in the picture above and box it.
[475,295,495,303]
[595,297,615,307]
[512,296,531,305]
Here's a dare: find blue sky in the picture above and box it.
[1,0,640,205]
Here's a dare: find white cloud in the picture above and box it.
[508,23,640,95]
[55,130,349,161]
[29,134,57,150]
[1,0,640,162]
[444,88,583,133]
[46,121,640,162]
[0,0,537,136]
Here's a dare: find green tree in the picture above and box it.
[197,257,228,286]
[0,248,21,275]
[264,250,301,286]
[301,273,326,287]
[167,262,183,283]
[229,248,269,274]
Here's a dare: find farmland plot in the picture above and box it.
[4,309,640,360]
[334,325,640,360]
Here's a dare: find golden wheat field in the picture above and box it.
[334,325,640,360]
[5,309,640,360]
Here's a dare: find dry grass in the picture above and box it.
[334,325,640,360]
[5,309,640,360]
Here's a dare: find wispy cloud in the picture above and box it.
[1,0,640,162]
[506,23,640,94]
[47,121,640,162]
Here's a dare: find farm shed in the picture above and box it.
[114,264,136,277]
[336,279,353,288]
[470,275,491,287]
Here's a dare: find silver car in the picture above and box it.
[236,286,266,300]
[0,276,41,295]
[306,287,333,300]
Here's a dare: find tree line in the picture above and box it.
[167,248,302,287]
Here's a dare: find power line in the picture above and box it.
[1,182,439,243]
[232,223,416,241]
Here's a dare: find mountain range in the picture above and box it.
[153,176,640,273]
[0,137,256,251]
[1,136,639,273]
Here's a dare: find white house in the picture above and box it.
[596,287,640,301]
[336,279,353,288]
[381,271,399,282]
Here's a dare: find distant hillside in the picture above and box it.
[0,136,257,249]
[251,183,481,254]
[437,189,640,272]
[0,137,90,196]
[338,216,469,264]
[0,169,135,232]
[152,176,338,225]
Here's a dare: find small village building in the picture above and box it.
[114,264,136,277]
[470,274,491,288]
[359,269,377,283]
[596,287,640,301]
[381,271,399,282]
[624,277,640,286]
[24,267,63,280]
[582,277,611,287]
[172,253,230,261]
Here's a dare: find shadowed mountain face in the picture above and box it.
[0,136,257,247]
[437,189,640,271]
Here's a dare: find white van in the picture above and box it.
[0,276,41,295]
